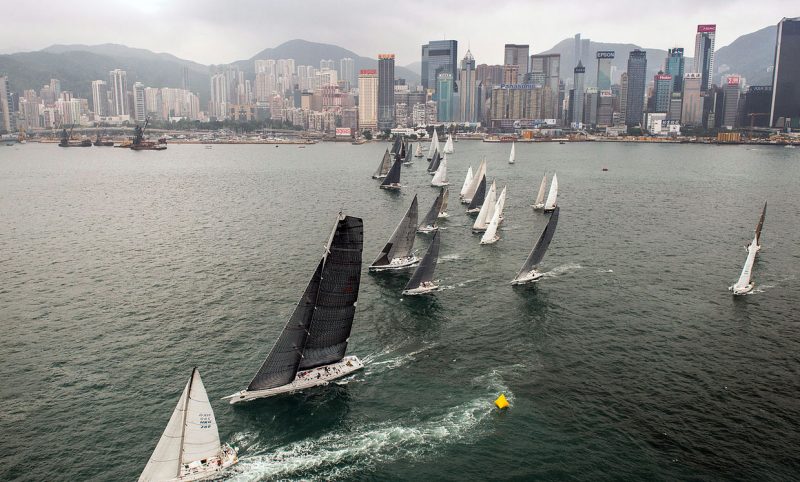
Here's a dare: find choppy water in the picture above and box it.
[1,141,799,480]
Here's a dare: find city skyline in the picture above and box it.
[0,1,796,66]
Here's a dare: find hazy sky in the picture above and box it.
[1,0,796,66]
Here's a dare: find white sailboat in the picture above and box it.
[729,201,767,295]
[427,129,439,160]
[472,180,497,233]
[443,134,454,154]
[459,166,473,199]
[543,173,558,212]
[414,142,424,158]
[511,206,559,285]
[508,142,515,164]
[431,155,449,187]
[372,149,392,179]
[224,214,365,404]
[140,368,238,481]
[438,187,449,218]
[402,231,441,296]
[531,174,548,210]
[369,196,420,270]
[480,186,507,245]
[462,158,487,204]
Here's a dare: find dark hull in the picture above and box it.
[58,141,93,147]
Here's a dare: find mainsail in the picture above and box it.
[380,158,402,188]
[431,155,448,186]
[462,158,487,203]
[732,235,758,293]
[371,196,418,267]
[414,142,424,158]
[466,175,487,212]
[438,187,449,217]
[480,186,507,244]
[419,190,445,231]
[514,206,560,281]
[404,231,441,291]
[403,143,414,164]
[472,180,497,231]
[428,150,442,173]
[755,201,767,246]
[427,130,439,159]
[372,149,392,179]
[509,142,515,164]
[533,174,548,207]
[139,368,222,481]
[443,134,454,154]
[460,166,474,198]
[544,173,558,211]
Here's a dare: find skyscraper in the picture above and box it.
[770,17,800,128]
[665,48,685,93]
[722,75,742,127]
[437,73,454,122]
[0,75,12,132]
[133,82,146,122]
[358,69,378,131]
[571,61,586,126]
[681,73,704,125]
[377,54,395,130]
[181,66,190,91]
[530,54,561,119]
[108,69,128,116]
[693,25,716,91]
[619,72,628,123]
[596,51,614,90]
[421,40,458,92]
[339,58,355,87]
[459,50,478,122]
[91,80,109,117]
[625,50,647,126]
[653,73,673,113]
[504,44,530,81]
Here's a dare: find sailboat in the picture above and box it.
[431,155,449,187]
[480,186,507,245]
[472,180,497,233]
[225,214,364,404]
[372,149,393,179]
[466,174,487,214]
[403,143,414,166]
[462,158,487,204]
[511,206,560,285]
[427,150,442,175]
[140,368,238,481]
[543,173,558,212]
[402,230,441,296]
[438,187,449,218]
[427,129,439,160]
[418,190,446,233]
[531,174,548,210]
[508,142,515,164]
[414,142,424,158]
[443,134,454,154]
[459,166,474,200]
[369,196,419,271]
[380,157,403,190]
[729,201,767,295]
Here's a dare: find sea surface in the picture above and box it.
[1,140,798,481]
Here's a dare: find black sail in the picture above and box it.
[381,158,402,186]
[419,190,444,229]
[466,175,487,210]
[404,231,440,290]
[404,143,413,163]
[371,196,418,267]
[515,206,559,279]
[299,215,364,370]
[428,151,441,172]
[755,200,767,245]
[372,149,392,178]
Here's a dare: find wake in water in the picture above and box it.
[440,253,462,262]
[227,370,512,481]
[542,263,583,278]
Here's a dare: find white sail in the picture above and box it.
[140,369,222,482]
[427,129,439,159]
[508,142,515,164]
[732,235,758,294]
[472,180,497,231]
[443,134,454,154]
[414,142,424,158]
[462,158,487,203]
[533,174,548,208]
[480,201,502,245]
[431,155,448,186]
[543,173,558,211]
[459,166,473,198]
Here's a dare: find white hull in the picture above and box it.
[402,284,439,296]
[480,236,499,245]
[511,271,544,285]
[369,256,419,271]
[729,283,754,295]
[226,356,364,404]
[466,207,481,214]
[431,182,449,187]
[175,445,239,481]
[380,183,402,190]
[372,175,387,180]
[437,212,449,218]
[543,206,557,213]
[531,203,545,210]
[417,225,438,233]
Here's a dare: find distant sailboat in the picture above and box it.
[531,174,548,210]
[414,142,424,158]
[418,190,446,233]
[428,150,442,175]
[402,230,441,296]
[472,180,497,233]
[225,214,364,404]
[459,166,474,200]
[480,186,507,245]
[369,196,419,271]
[403,143,414,166]
[140,368,238,481]
[511,206,559,285]
[431,155,449,187]
[427,129,439,160]
[543,173,558,212]
[372,149,393,179]
[508,142,515,164]
[438,187,449,218]
[730,201,767,295]
[443,134,454,154]
[380,157,403,190]
[462,158,487,204]
[466,174,487,214]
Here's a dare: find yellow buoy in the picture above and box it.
[494,394,509,410]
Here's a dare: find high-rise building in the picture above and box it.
[502,64,520,85]
[504,44,530,81]
[210,72,228,119]
[459,50,478,122]
[653,73,673,113]
[625,50,647,126]
[770,17,800,128]
[133,82,146,122]
[530,54,561,120]
[181,66,190,91]
[91,80,108,117]
[667,93,683,122]
[597,90,614,127]
[108,69,128,116]
[721,75,742,127]
[0,75,13,132]
[665,48,685,93]
[693,25,716,91]
[584,87,598,126]
[437,73,454,122]
[681,73,704,125]
[573,34,591,72]
[50,79,61,99]
[320,59,335,70]
[421,40,458,92]
[378,54,395,130]
[741,85,773,128]
[340,58,355,87]
[571,61,586,126]
[358,69,378,131]
[596,51,614,90]
[619,72,628,123]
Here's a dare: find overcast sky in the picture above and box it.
[1,0,796,66]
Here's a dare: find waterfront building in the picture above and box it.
[378,54,395,130]
[504,44,530,82]
[681,73,703,125]
[625,50,647,126]
[653,73,673,113]
[489,83,541,130]
[597,90,614,127]
[770,17,800,128]
[530,54,561,119]
[571,61,586,126]
[694,25,716,92]
[91,80,109,117]
[596,51,614,90]
[667,92,683,122]
[502,64,520,85]
[133,82,146,122]
[721,75,742,128]
[0,75,13,132]
[358,69,378,131]
[665,48,685,93]
[740,85,772,127]
[340,58,355,87]
[421,40,458,92]
[584,87,598,126]
[459,50,478,122]
[108,69,128,117]
[210,72,228,119]
[436,73,454,122]
[619,72,628,124]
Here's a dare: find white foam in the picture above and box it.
[543,263,583,278]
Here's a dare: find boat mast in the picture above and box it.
[178,367,196,477]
